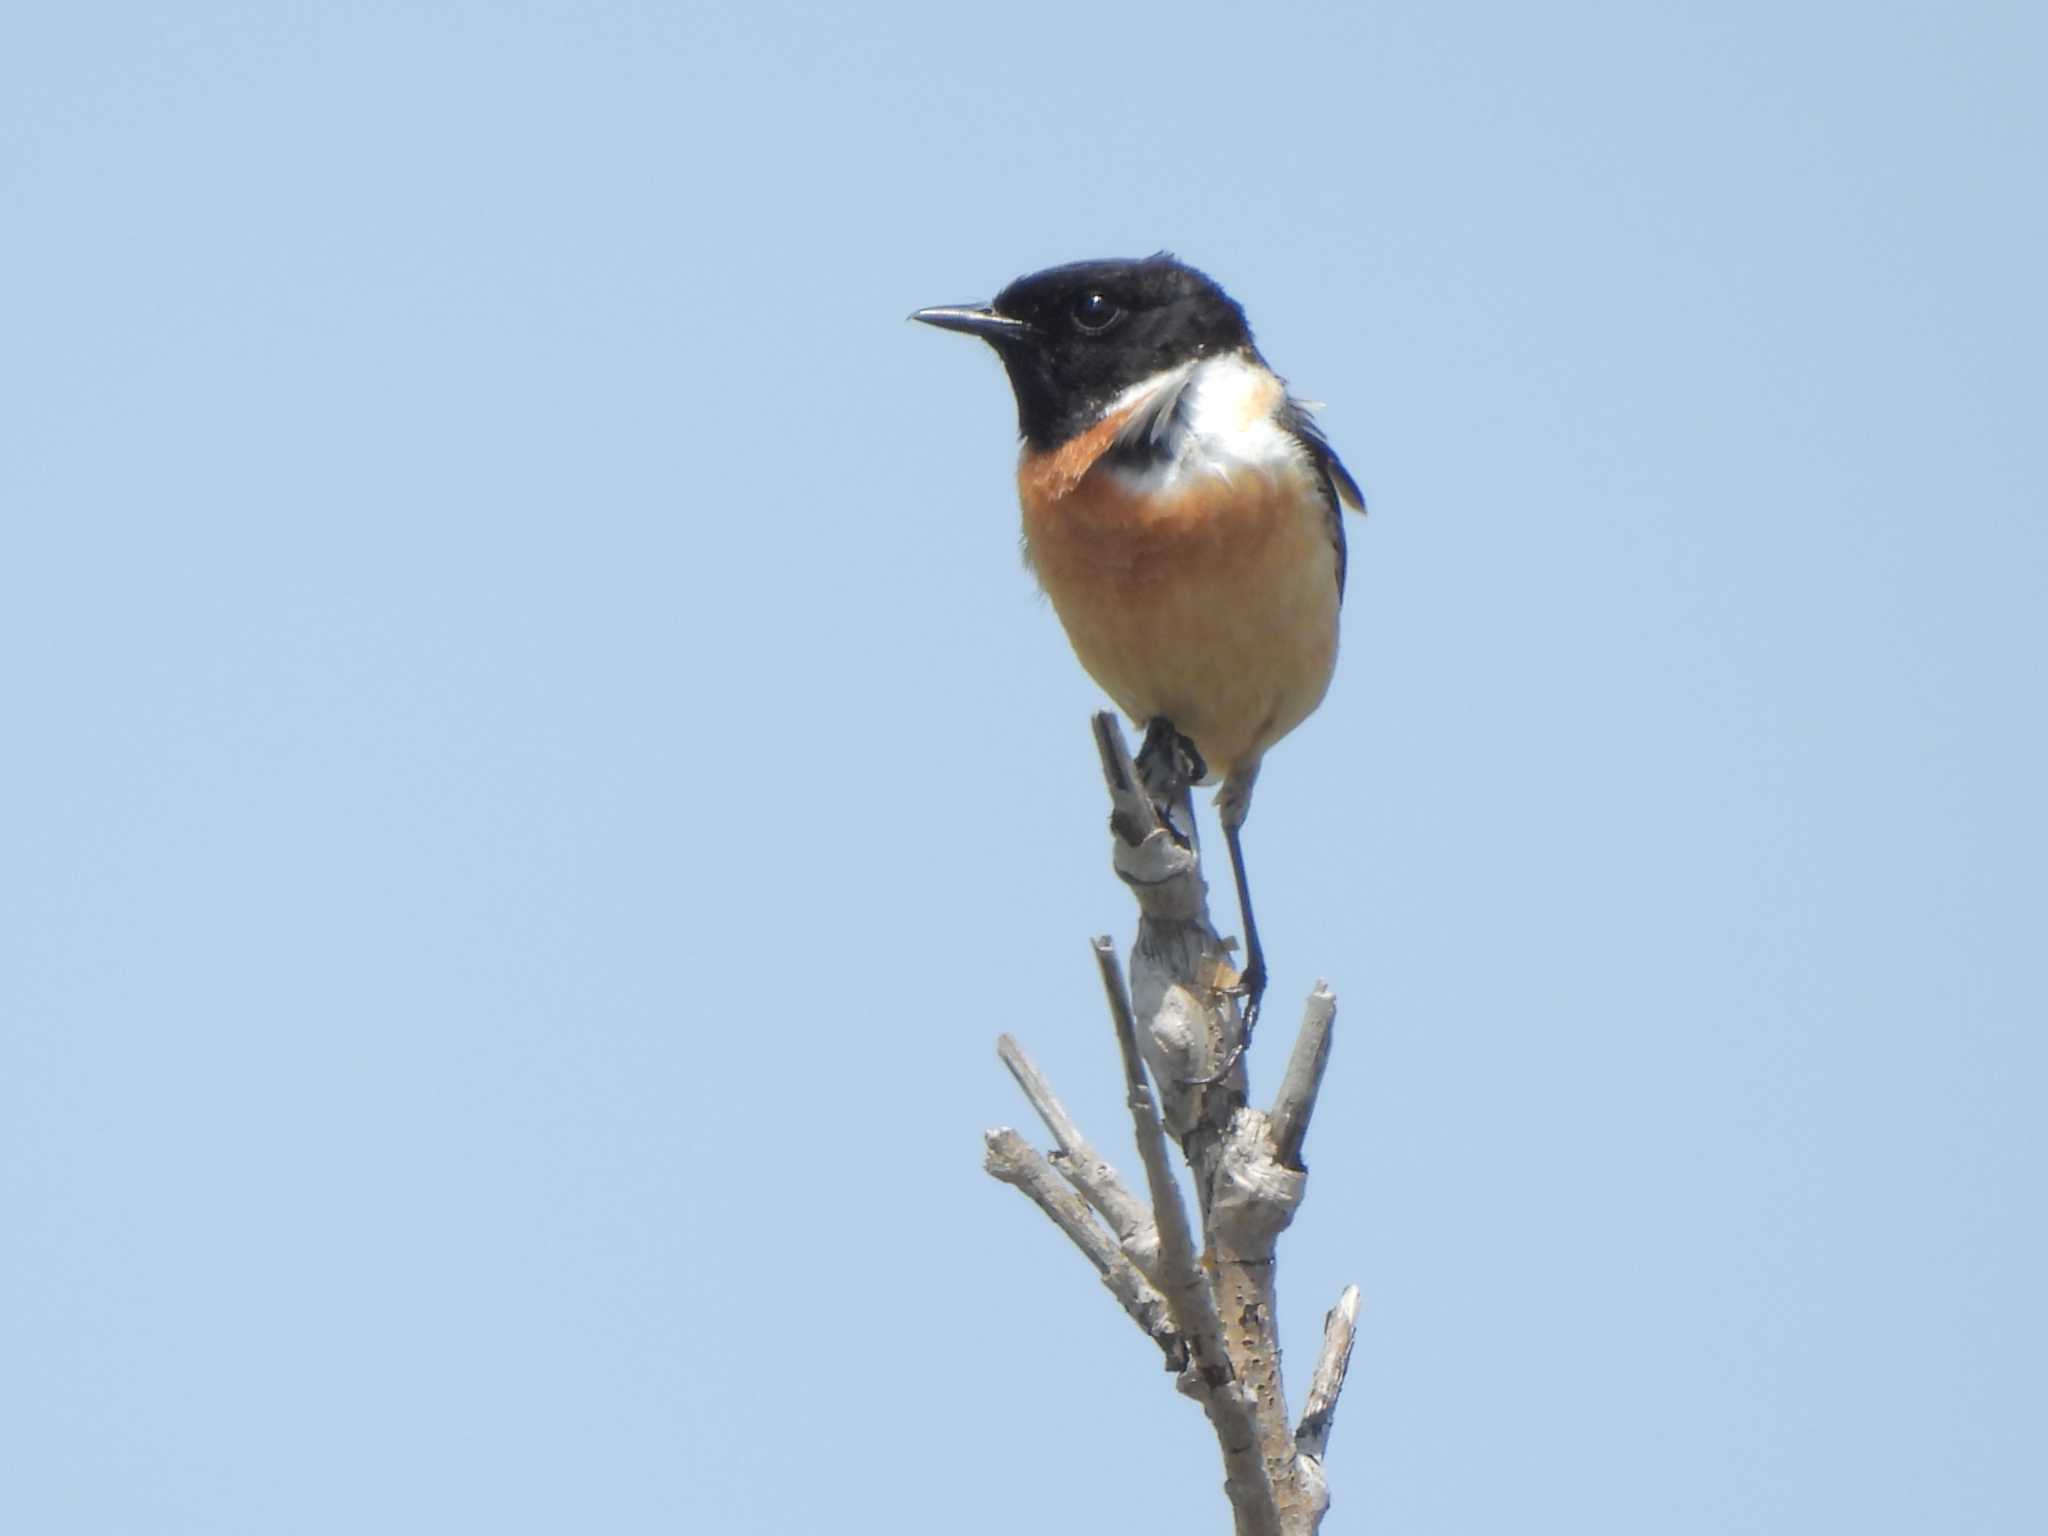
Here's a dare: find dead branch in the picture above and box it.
[983,715,1363,1535]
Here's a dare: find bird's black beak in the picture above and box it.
[910,304,1034,343]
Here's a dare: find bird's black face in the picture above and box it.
[914,255,1254,449]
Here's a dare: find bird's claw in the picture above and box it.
[1135,717,1206,799]
[1151,799,1195,848]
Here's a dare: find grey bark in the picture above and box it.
[983,714,1363,1535]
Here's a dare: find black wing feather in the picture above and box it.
[1280,396,1365,602]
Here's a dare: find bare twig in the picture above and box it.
[1092,711,1165,847]
[1295,1286,1362,1465]
[1270,986,1339,1169]
[997,1033,1160,1278]
[984,1128,1185,1369]
[1090,940,1233,1388]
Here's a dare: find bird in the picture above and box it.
[912,253,1364,1039]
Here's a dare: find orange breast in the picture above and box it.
[1017,442,1340,780]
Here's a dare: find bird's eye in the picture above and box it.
[1070,292,1122,334]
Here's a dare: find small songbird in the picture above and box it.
[913,254,1364,1034]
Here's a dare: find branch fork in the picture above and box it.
[982,715,1362,1536]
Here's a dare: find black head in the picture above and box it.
[912,254,1255,449]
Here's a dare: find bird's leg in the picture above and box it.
[1134,716,1205,849]
[1202,763,1267,1080]
[1222,815,1266,1030]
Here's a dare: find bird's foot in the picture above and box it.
[1151,799,1195,849]
[1136,718,1205,848]
[1135,717,1206,800]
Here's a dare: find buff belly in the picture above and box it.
[1018,460,1340,782]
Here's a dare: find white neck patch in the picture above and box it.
[1102,353,1302,494]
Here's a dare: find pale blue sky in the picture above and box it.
[4,3,2043,1532]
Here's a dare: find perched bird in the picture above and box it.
[913,254,1364,1034]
